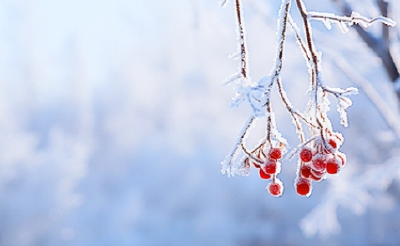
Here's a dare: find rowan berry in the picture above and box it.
[326,157,341,174]
[300,165,311,178]
[311,155,327,172]
[309,172,323,182]
[259,168,271,179]
[263,161,278,174]
[299,147,313,162]
[328,138,337,149]
[336,152,347,166]
[267,180,283,197]
[295,178,312,196]
[310,168,325,181]
[269,148,282,160]
[252,161,261,169]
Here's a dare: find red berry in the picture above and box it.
[299,148,313,162]
[269,148,282,160]
[252,161,261,169]
[300,165,311,178]
[259,168,271,179]
[326,158,341,174]
[295,178,312,196]
[328,139,337,149]
[336,152,347,166]
[263,161,278,174]
[309,171,323,182]
[311,155,326,172]
[267,180,283,197]
[310,168,325,179]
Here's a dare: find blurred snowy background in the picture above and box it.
[1,0,400,245]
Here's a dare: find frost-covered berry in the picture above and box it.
[252,161,261,169]
[336,152,347,166]
[300,165,311,178]
[310,168,324,177]
[309,172,323,182]
[269,148,282,160]
[326,158,341,174]
[299,147,313,162]
[295,178,312,196]
[309,168,325,182]
[311,155,326,172]
[259,168,271,179]
[267,180,283,197]
[328,138,338,149]
[263,161,278,174]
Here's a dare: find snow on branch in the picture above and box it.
[308,11,396,32]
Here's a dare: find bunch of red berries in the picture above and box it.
[244,133,347,197]
[245,147,284,197]
[295,133,346,197]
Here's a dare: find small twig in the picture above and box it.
[308,11,396,28]
[289,14,311,62]
[240,142,264,164]
[234,0,249,79]
[221,116,255,175]
[277,77,306,143]
[267,0,292,88]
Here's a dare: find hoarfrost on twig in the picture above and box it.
[308,11,397,32]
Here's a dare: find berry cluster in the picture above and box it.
[243,133,347,197]
[245,147,284,197]
[295,133,347,197]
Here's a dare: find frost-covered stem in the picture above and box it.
[277,78,305,143]
[266,99,272,145]
[308,11,396,27]
[268,0,292,87]
[241,142,264,164]
[221,115,255,175]
[295,0,318,66]
[295,0,319,105]
[262,0,292,145]
[289,15,311,62]
[234,0,249,79]
[296,0,328,145]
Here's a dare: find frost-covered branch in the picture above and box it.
[234,0,249,80]
[276,77,305,143]
[221,0,395,198]
[309,11,396,31]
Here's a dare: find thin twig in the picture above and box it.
[234,0,249,79]
[276,77,306,143]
